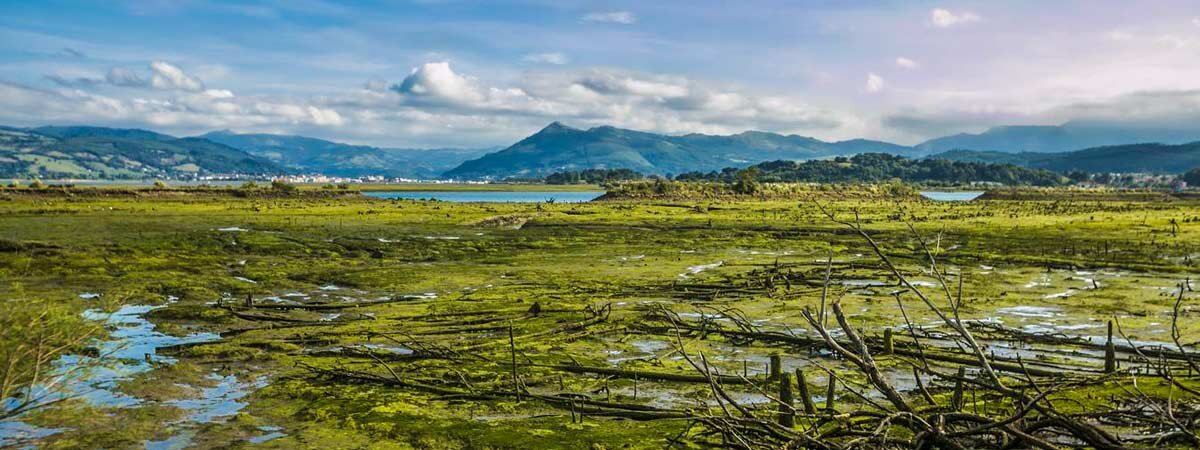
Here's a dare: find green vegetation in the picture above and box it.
[1183,167,1200,186]
[1,185,1199,448]
[0,126,281,179]
[444,122,919,179]
[677,153,1066,186]
[543,168,643,185]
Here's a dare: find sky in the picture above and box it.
[1,0,1199,148]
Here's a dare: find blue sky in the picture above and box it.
[2,0,1199,147]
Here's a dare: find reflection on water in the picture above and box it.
[0,303,220,446]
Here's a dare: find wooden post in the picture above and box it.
[633,374,639,399]
[883,328,894,356]
[244,294,253,307]
[769,354,782,381]
[951,367,965,411]
[795,369,816,414]
[777,372,795,427]
[824,375,836,414]
[1104,320,1117,373]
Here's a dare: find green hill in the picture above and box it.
[677,153,1066,186]
[0,126,282,179]
[916,122,1200,154]
[930,142,1200,174]
[444,122,923,179]
[200,131,491,179]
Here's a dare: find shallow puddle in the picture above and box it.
[679,261,722,278]
[171,373,268,423]
[0,303,219,445]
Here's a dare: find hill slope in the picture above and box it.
[444,122,922,179]
[201,131,491,179]
[0,126,281,179]
[930,142,1200,173]
[678,153,1065,186]
[917,122,1200,154]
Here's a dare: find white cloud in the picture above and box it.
[1193,17,1200,27]
[149,61,204,91]
[379,62,850,140]
[895,57,919,69]
[930,8,980,28]
[1048,89,1200,127]
[8,57,862,147]
[574,70,690,98]
[203,89,235,99]
[106,67,148,87]
[582,11,636,25]
[307,106,345,126]
[865,73,885,93]
[522,52,569,65]
[391,61,493,106]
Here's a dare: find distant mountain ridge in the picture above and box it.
[0,126,281,179]
[444,122,922,179]
[200,131,492,179]
[916,122,1200,154]
[931,142,1200,174]
[5,121,1198,181]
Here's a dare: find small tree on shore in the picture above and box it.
[732,167,760,195]
[1183,167,1200,186]
[1,296,104,421]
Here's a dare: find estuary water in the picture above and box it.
[920,191,985,202]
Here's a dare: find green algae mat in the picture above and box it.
[1,186,1199,449]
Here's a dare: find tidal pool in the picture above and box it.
[920,191,984,201]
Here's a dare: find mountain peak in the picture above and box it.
[539,121,577,133]
[444,123,921,179]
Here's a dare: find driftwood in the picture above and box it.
[279,203,1200,450]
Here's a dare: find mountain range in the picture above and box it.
[446,121,1200,178]
[916,121,1200,154]
[444,122,920,179]
[0,126,280,179]
[2,121,1199,181]
[200,131,493,179]
[0,126,491,180]
[932,142,1200,174]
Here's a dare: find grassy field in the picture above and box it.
[0,185,1198,449]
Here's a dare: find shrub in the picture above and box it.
[271,179,298,193]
